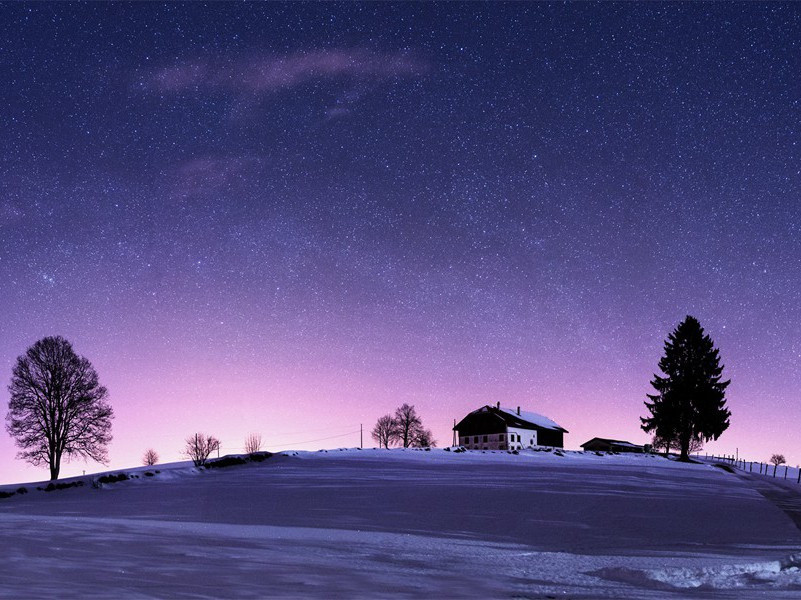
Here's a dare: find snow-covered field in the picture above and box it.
[2,448,801,598]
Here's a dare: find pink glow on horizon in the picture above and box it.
[0,321,792,485]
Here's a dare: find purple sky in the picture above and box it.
[2,3,800,483]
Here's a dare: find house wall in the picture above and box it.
[507,427,537,450]
[459,428,541,450]
[537,428,565,448]
[459,432,509,450]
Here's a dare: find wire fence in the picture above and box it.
[704,454,801,483]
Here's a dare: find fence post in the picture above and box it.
[774,463,777,477]
[786,466,789,479]
[797,468,800,484]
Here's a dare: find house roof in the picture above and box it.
[580,437,643,449]
[454,405,568,433]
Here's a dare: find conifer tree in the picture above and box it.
[641,316,731,461]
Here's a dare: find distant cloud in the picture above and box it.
[145,49,429,95]
[172,157,262,199]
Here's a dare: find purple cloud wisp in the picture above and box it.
[147,49,429,94]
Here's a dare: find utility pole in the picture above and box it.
[360,424,363,449]
[452,419,457,447]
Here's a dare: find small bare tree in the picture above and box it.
[183,433,220,467]
[771,453,786,476]
[244,433,262,454]
[142,448,159,466]
[372,415,396,449]
[412,428,437,448]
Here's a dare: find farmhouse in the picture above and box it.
[454,403,568,450]
[580,438,645,453]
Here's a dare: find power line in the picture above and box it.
[274,430,362,448]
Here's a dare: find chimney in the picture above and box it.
[496,401,500,409]
[517,406,520,415]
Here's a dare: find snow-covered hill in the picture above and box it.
[1,448,800,598]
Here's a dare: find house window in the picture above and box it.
[510,433,516,442]
[499,434,505,441]
[483,435,488,442]
[473,436,479,443]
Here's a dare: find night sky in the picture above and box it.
[2,3,800,483]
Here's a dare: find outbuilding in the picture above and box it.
[580,438,645,453]
[454,403,568,450]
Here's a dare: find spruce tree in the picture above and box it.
[641,316,731,461]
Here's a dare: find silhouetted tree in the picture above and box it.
[642,316,731,461]
[183,433,220,467]
[770,453,786,476]
[6,336,114,480]
[142,448,159,466]
[642,392,677,457]
[393,403,424,449]
[244,433,262,454]
[371,415,396,449]
[412,428,437,448]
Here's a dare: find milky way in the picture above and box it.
[1,3,800,482]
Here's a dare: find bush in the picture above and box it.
[248,452,272,462]
[144,471,155,477]
[43,481,84,492]
[205,456,248,469]
[16,487,27,495]
[0,490,15,499]
[96,473,129,484]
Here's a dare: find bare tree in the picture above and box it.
[6,336,114,480]
[393,403,424,449]
[412,428,437,448]
[183,433,220,467]
[142,448,159,466]
[371,415,396,449]
[244,433,262,454]
[771,453,786,476]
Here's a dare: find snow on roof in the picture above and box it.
[496,406,566,432]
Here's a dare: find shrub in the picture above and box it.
[96,473,129,484]
[248,452,272,462]
[43,481,84,492]
[0,490,15,499]
[205,456,248,469]
[16,487,28,494]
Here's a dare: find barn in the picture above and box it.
[454,403,568,450]
[580,438,645,453]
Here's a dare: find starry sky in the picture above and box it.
[1,3,800,483]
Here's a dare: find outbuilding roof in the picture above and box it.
[580,437,643,449]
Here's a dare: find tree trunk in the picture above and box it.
[678,433,691,462]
